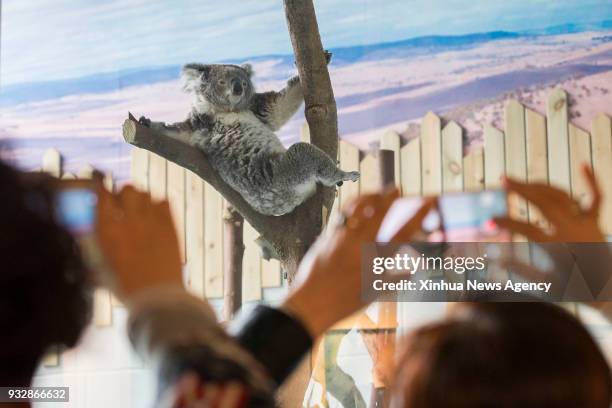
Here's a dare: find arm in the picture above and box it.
[250,51,332,131]
[127,287,277,405]
[127,291,315,405]
[251,75,304,131]
[230,305,313,385]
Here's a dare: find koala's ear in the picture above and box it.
[241,64,253,78]
[181,64,211,92]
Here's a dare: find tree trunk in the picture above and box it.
[281,0,339,283]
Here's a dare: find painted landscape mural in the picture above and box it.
[1,1,611,182]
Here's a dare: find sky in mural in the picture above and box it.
[3,0,610,84]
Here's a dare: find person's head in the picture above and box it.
[0,159,92,384]
[392,302,611,408]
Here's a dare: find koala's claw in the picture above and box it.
[344,171,360,182]
[138,116,151,127]
[293,50,332,68]
[336,171,359,186]
[287,76,300,86]
[324,50,332,65]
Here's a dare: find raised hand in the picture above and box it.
[95,180,183,301]
[494,165,612,304]
[494,164,605,243]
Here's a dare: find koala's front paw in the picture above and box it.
[287,76,300,87]
[138,116,151,127]
[336,171,360,186]
[324,50,332,65]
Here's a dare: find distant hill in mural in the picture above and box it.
[3,20,611,106]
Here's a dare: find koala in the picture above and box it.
[139,56,359,216]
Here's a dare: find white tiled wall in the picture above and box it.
[32,308,156,408]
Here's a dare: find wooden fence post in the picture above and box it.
[442,121,463,193]
[421,112,442,195]
[401,139,421,196]
[223,205,244,321]
[591,114,612,234]
[42,148,62,177]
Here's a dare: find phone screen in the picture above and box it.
[439,190,508,241]
[378,190,508,242]
[54,188,97,236]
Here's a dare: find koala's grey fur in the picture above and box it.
[139,58,359,216]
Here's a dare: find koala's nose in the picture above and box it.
[231,79,243,95]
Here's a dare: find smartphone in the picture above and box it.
[52,180,98,236]
[378,190,509,242]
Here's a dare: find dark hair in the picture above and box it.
[392,302,611,408]
[0,160,92,384]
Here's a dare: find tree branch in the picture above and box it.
[123,113,290,257]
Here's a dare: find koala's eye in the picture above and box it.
[242,80,247,87]
[218,79,226,86]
